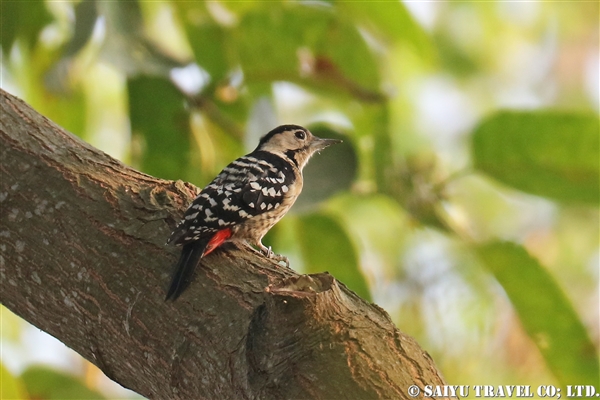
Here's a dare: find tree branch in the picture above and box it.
[0,88,447,399]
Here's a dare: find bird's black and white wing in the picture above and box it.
[167,151,295,246]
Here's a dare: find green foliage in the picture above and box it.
[187,2,385,99]
[476,242,599,386]
[298,213,371,302]
[473,110,599,204]
[337,1,434,60]
[128,76,190,181]
[183,20,229,82]
[1,363,27,400]
[21,366,106,399]
[0,0,52,54]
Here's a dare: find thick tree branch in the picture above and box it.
[0,88,446,399]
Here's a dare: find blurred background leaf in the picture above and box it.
[473,111,599,204]
[21,366,106,400]
[1,0,598,397]
[128,76,190,180]
[477,242,599,387]
[0,0,53,54]
[337,0,435,61]
[298,213,371,302]
[1,362,28,400]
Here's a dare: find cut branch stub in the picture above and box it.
[246,273,446,399]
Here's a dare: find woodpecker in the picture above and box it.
[166,125,341,300]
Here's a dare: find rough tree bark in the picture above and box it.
[0,88,447,399]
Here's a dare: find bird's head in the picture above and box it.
[256,124,342,170]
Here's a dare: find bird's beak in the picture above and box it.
[310,136,343,151]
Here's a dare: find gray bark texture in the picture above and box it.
[0,88,447,399]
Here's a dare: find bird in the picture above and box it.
[165,124,342,300]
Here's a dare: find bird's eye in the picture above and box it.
[295,131,306,140]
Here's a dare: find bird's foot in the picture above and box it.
[270,253,290,268]
[257,243,290,268]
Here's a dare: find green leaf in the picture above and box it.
[434,32,478,77]
[325,193,409,268]
[17,47,88,140]
[336,1,435,61]
[234,4,380,95]
[292,125,357,212]
[1,362,27,400]
[128,76,190,180]
[297,213,371,302]
[21,366,106,399]
[472,110,599,204]
[0,0,53,54]
[97,1,182,75]
[476,241,599,386]
[181,18,230,83]
[233,7,300,80]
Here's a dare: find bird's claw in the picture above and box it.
[269,252,290,268]
[258,244,289,267]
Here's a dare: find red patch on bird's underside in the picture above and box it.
[203,228,232,257]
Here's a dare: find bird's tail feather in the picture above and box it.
[166,241,207,301]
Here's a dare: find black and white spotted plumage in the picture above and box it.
[166,124,341,300]
[168,151,295,246]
